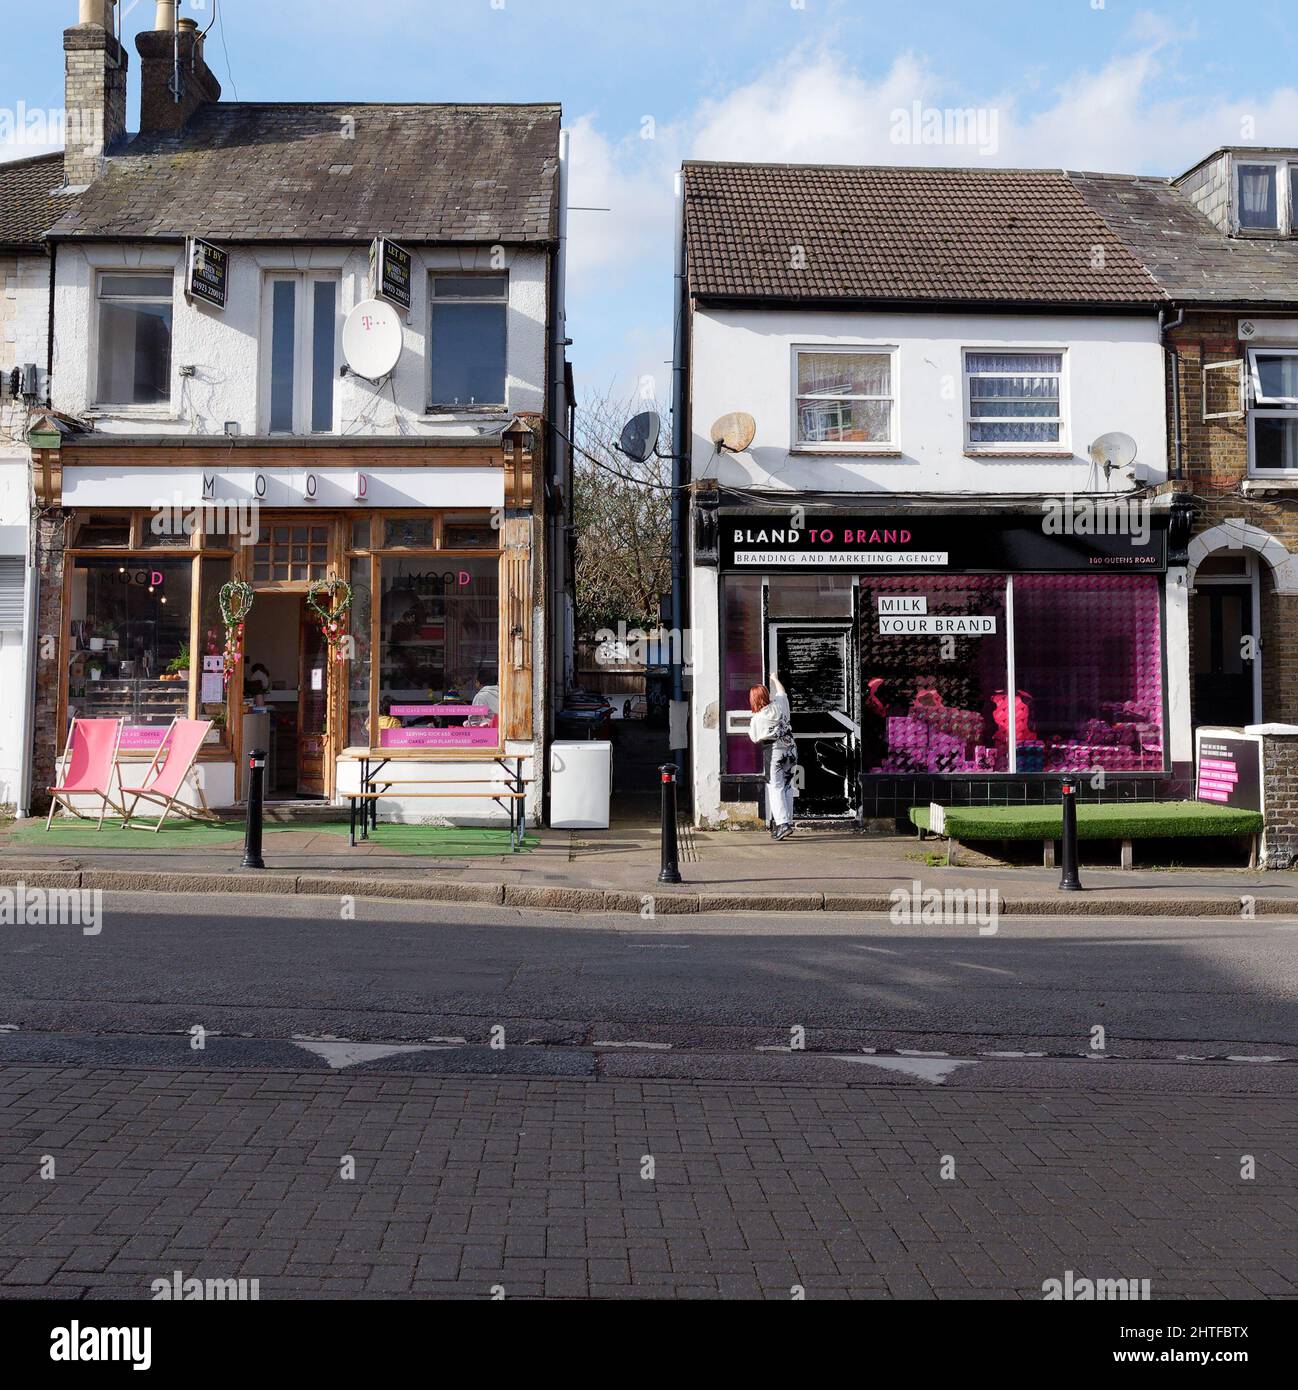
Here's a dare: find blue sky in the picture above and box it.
[4,0,1298,407]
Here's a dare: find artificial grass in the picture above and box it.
[909,801,1263,841]
[9,818,536,856]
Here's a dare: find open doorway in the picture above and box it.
[1192,551,1261,729]
[240,592,329,800]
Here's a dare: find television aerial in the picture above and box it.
[616,410,662,464]
[342,299,403,380]
[711,410,757,454]
[1089,431,1139,484]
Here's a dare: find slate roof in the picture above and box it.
[1071,171,1298,305]
[49,103,561,244]
[682,162,1163,307]
[0,152,66,251]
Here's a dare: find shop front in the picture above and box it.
[31,437,542,824]
[697,505,1176,825]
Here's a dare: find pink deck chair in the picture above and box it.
[46,717,126,830]
[120,718,216,831]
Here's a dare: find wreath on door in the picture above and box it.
[307,577,354,661]
[217,580,255,687]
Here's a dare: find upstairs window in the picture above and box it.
[429,274,508,408]
[1248,348,1298,472]
[1234,159,1298,234]
[96,272,173,406]
[964,350,1065,451]
[263,274,339,434]
[793,347,896,449]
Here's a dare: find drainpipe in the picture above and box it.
[1160,305,1186,481]
[669,172,688,723]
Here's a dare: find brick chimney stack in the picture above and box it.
[63,0,127,188]
[136,3,222,134]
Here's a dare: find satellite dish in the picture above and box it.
[617,411,661,464]
[1089,431,1138,470]
[711,410,757,453]
[342,298,403,380]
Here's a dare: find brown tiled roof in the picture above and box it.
[1070,171,1298,305]
[683,161,1163,306]
[0,152,67,250]
[49,103,561,244]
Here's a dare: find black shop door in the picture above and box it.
[768,624,858,818]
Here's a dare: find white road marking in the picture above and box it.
[291,1040,442,1070]
[982,1050,1046,1058]
[951,961,1017,976]
[897,1048,949,1057]
[1226,1055,1287,1063]
[593,1041,672,1050]
[831,1055,978,1084]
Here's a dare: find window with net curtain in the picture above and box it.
[1236,162,1279,230]
[965,351,1064,448]
[794,349,894,446]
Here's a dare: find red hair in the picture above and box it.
[749,684,771,713]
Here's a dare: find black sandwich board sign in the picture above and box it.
[1195,728,1264,813]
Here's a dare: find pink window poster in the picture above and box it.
[380,726,499,749]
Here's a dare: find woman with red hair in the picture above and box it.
[748,675,796,840]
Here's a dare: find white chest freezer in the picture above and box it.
[549,740,613,829]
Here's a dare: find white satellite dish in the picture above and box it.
[711,410,757,453]
[1089,431,1138,470]
[342,298,403,380]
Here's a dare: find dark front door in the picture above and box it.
[1193,583,1256,728]
[298,600,328,798]
[769,624,857,818]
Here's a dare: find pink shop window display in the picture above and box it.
[378,702,499,749]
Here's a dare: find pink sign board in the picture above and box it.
[380,726,499,749]
[119,726,171,751]
[389,705,492,719]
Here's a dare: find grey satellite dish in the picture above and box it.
[617,411,661,464]
[711,410,757,453]
[1089,431,1138,470]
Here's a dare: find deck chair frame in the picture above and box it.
[120,717,218,831]
[46,716,126,830]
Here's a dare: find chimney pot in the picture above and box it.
[154,0,177,32]
[78,0,113,27]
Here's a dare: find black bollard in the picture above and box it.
[1059,779,1082,892]
[658,762,682,885]
[242,748,267,870]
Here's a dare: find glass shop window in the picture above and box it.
[347,553,372,749]
[66,557,193,736]
[429,274,507,407]
[766,573,853,618]
[722,575,764,776]
[375,555,500,749]
[1012,575,1164,773]
[859,575,1010,775]
[253,523,330,583]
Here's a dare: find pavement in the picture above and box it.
[2,817,1296,917]
[3,891,1298,1302]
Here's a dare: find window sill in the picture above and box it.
[422,406,508,419]
[85,406,180,421]
[964,449,1074,459]
[1243,475,1298,491]
[789,447,903,458]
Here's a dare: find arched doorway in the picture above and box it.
[1191,550,1259,727]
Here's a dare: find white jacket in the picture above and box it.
[748,678,794,747]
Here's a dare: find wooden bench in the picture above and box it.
[348,757,531,850]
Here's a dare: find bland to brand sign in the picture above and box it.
[186,237,229,310]
[371,236,413,311]
[720,514,1169,573]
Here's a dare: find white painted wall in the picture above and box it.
[0,251,47,812]
[690,308,1168,492]
[51,243,548,437]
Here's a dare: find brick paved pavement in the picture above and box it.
[2,1066,1297,1300]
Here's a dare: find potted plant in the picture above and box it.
[88,658,104,682]
[87,621,114,653]
[165,643,191,683]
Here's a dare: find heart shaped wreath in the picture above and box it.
[217,580,255,687]
[307,577,354,662]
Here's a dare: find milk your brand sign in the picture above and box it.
[720,515,1169,573]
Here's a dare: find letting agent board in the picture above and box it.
[185,237,229,310]
[1195,729,1264,812]
[371,237,413,311]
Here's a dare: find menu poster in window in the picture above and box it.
[776,631,848,714]
[1195,729,1264,812]
[186,237,229,310]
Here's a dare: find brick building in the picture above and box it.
[1079,151,1298,737]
